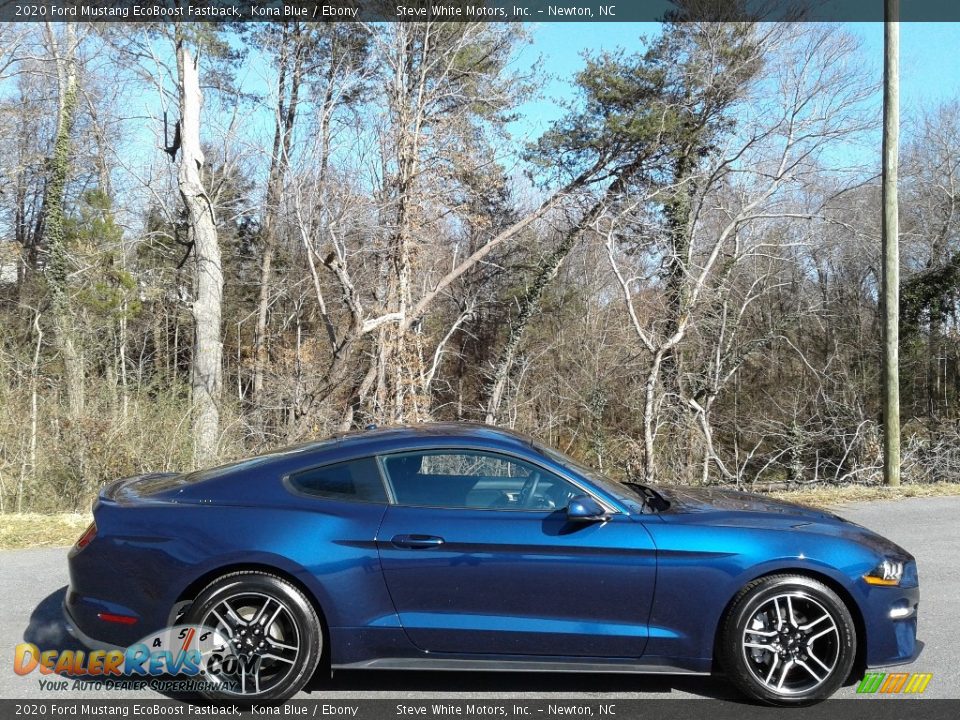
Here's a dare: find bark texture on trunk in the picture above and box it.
[177,42,223,468]
[483,157,645,425]
[252,25,305,405]
[483,223,583,426]
[882,1,901,486]
[44,22,84,419]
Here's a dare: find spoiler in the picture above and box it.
[100,472,183,503]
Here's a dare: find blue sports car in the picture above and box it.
[65,423,920,704]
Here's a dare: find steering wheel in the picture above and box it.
[518,471,542,508]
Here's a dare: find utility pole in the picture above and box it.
[882,0,901,486]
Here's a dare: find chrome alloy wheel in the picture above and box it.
[741,592,840,695]
[200,591,302,696]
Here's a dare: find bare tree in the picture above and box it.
[175,33,223,467]
[251,24,308,407]
[602,25,874,482]
[287,22,606,429]
[42,22,84,419]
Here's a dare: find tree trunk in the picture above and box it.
[643,350,666,483]
[252,243,275,403]
[659,150,698,411]
[368,27,428,425]
[484,157,646,424]
[882,0,901,486]
[927,303,941,418]
[252,24,305,406]
[177,40,223,468]
[44,22,84,419]
[483,223,583,425]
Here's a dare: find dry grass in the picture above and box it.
[1,483,959,550]
[0,512,92,550]
[767,482,960,509]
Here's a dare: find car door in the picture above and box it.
[375,448,657,658]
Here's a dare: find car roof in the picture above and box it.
[307,422,538,457]
[161,422,633,513]
[170,423,546,495]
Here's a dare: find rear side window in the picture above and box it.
[289,457,387,503]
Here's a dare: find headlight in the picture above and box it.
[863,558,904,586]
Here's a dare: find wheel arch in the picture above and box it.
[172,561,332,673]
[712,566,867,679]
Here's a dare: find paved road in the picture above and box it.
[2,497,956,701]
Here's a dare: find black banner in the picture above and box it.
[1,700,959,720]
[4,0,960,24]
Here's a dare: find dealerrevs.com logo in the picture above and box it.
[13,625,237,692]
[856,672,933,694]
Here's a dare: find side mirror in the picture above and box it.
[566,495,609,522]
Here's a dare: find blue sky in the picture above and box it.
[78,20,960,218]
[508,22,960,153]
[853,22,960,108]
[509,22,661,143]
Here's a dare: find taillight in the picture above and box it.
[75,522,97,550]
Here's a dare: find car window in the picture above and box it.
[531,439,639,507]
[289,457,387,503]
[381,450,580,511]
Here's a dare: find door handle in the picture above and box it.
[391,534,445,549]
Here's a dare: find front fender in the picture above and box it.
[643,520,880,664]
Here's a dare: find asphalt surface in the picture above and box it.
[1,497,956,701]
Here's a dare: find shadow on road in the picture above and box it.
[23,587,192,699]
[314,669,738,698]
[23,586,84,652]
[25,588,736,700]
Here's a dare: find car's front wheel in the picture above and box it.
[719,574,856,705]
[184,570,323,700]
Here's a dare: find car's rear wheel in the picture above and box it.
[719,574,856,705]
[184,571,322,700]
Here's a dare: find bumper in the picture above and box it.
[862,581,922,667]
[62,587,146,648]
[62,596,123,652]
[66,538,172,648]
[869,639,924,669]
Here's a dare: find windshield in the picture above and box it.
[531,441,646,507]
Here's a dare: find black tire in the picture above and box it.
[184,571,323,701]
[718,574,856,706]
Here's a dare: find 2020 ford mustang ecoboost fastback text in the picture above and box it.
[65,423,920,704]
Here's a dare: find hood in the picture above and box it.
[660,486,846,523]
[657,486,912,559]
